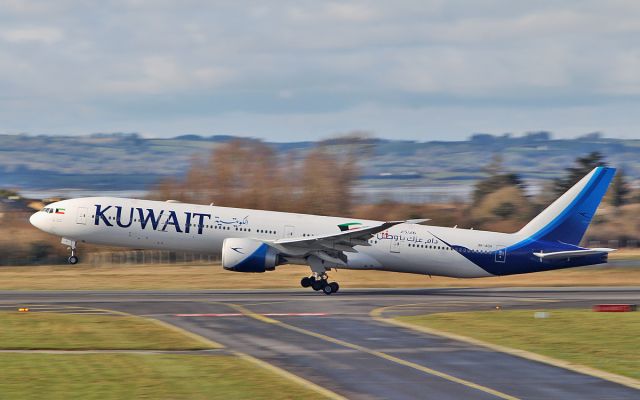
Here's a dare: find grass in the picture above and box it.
[0,312,325,399]
[0,353,318,400]
[0,312,215,350]
[398,309,640,380]
[0,263,639,290]
[610,248,640,260]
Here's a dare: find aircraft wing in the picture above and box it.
[533,248,615,260]
[262,219,429,265]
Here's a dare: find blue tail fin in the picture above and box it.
[518,167,616,246]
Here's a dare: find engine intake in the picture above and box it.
[222,238,279,273]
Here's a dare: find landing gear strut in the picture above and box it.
[300,272,339,295]
[62,238,79,265]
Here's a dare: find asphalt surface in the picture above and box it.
[1,287,639,400]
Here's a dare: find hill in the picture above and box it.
[1,132,639,201]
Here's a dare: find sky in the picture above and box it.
[1,0,639,141]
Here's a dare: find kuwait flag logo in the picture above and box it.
[338,222,362,232]
[55,208,65,214]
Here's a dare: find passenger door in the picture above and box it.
[390,237,401,253]
[283,225,296,239]
[76,207,87,225]
[495,245,507,263]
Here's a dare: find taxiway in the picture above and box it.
[1,287,638,400]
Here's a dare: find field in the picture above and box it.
[397,309,640,380]
[609,248,640,260]
[0,263,639,290]
[0,353,320,400]
[0,312,325,399]
[0,312,215,350]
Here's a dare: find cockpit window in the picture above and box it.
[42,207,53,213]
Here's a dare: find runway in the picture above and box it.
[1,287,639,400]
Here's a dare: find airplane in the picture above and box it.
[30,166,616,295]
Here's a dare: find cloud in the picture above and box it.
[1,27,63,44]
[287,2,380,23]
[100,56,235,94]
[0,1,639,140]
[325,2,380,22]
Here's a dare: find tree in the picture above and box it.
[492,202,516,219]
[0,189,18,198]
[472,155,526,204]
[554,152,607,195]
[205,139,283,209]
[609,169,630,207]
[298,145,359,216]
[148,135,364,215]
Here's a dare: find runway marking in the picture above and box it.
[69,306,225,349]
[0,349,226,355]
[234,351,347,400]
[1,304,118,315]
[369,300,559,318]
[22,304,344,399]
[241,301,287,306]
[175,312,329,317]
[227,303,519,400]
[370,305,640,391]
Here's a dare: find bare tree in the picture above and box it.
[149,135,364,215]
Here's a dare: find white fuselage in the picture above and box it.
[30,196,524,278]
[28,167,617,281]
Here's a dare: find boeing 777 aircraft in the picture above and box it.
[30,167,616,294]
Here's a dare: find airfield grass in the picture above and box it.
[0,312,215,350]
[0,353,317,400]
[397,309,640,380]
[0,312,323,399]
[608,248,640,260]
[0,263,640,290]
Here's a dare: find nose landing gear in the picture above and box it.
[62,238,79,265]
[300,273,340,295]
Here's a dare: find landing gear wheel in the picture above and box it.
[311,279,325,291]
[63,238,79,265]
[300,277,311,288]
[329,282,339,293]
[322,284,333,295]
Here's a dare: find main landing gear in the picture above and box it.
[300,273,340,295]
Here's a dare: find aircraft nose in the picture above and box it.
[30,212,43,230]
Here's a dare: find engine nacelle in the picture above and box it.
[222,238,279,273]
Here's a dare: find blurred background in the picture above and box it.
[1,1,639,265]
[1,132,638,265]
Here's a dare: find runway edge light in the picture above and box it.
[18,307,30,312]
[593,304,637,312]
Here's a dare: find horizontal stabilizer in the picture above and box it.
[533,248,615,260]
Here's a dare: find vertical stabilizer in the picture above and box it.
[517,167,616,245]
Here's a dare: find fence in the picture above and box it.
[586,240,639,249]
[0,250,221,267]
[87,250,221,266]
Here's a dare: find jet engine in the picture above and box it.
[222,238,280,272]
